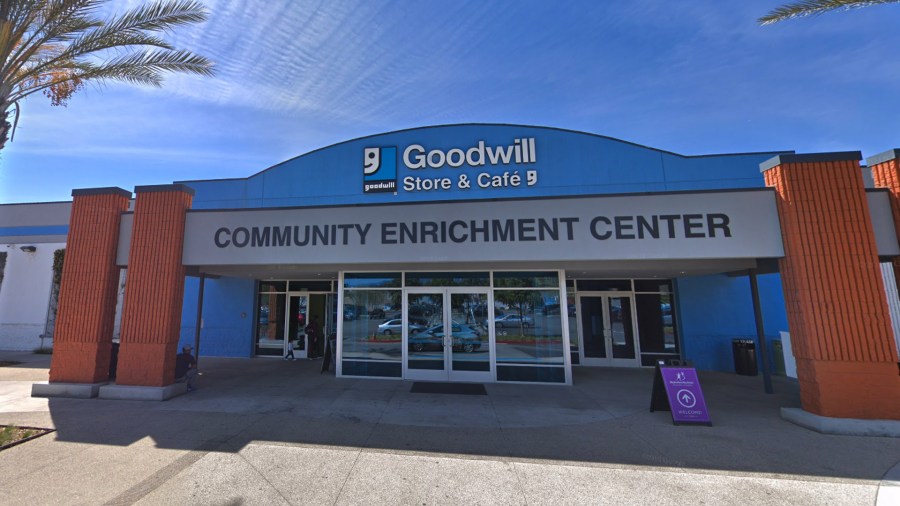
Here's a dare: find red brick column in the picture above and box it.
[762,152,900,420]
[868,149,900,295]
[50,188,131,384]
[115,185,193,387]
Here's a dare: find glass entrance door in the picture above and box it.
[404,288,492,382]
[577,293,638,366]
[285,293,309,359]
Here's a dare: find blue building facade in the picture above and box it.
[168,124,792,375]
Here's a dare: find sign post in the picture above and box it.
[650,362,712,426]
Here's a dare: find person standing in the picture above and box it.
[306,316,320,359]
[175,345,198,391]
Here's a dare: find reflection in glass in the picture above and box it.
[450,293,490,372]
[405,272,490,287]
[636,293,679,354]
[493,271,559,288]
[255,293,286,356]
[493,289,564,365]
[567,290,579,364]
[609,296,635,359]
[343,273,401,288]
[576,279,632,292]
[341,290,402,361]
[580,296,606,359]
[407,293,445,370]
[287,295,307,353]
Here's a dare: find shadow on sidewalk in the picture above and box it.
[13,357,900,482]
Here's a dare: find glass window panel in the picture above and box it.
[576,279,631,291]
[580,296,606,359]
[493,289,564,365]
[566,289,579,365]
[407,293,445,371]
[450,293,490,372]
[288,280,333,292]
[255,293,285,356]
[608,296,636,359]
[343,273,401,288]
[341,290,402,362]
[493,271,559,288]
[405,272,490,287]
[633,279,672,293]
[259,281,287,292]
[636,293,679,354]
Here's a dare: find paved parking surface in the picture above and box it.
[0,351,898,505]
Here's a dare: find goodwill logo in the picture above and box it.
[363,146,398,194]
[362,138,539,195]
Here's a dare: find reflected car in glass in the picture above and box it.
[377,318,425,335]
[409,322,483,353]
[493,314,534,328]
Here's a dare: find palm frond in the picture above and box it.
[11,47,212,102]
[0,0,213,148]
[759,0,900,25]
[70,0,208,55]
[0,0,213,101]
[1,1,103,86]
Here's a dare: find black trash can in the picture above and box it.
[732,339,758,376]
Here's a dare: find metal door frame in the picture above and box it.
[284,291,310,359]
[402,287,494,382]
[575,291,640,367]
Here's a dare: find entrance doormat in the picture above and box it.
[410,382,487,395]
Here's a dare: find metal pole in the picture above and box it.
[193,273,206,367]
[749,268,773,394]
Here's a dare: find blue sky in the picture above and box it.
[3,0,900,203]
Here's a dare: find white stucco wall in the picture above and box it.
[0,243,62,351]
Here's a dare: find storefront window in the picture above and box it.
[493,288,565,382]
[341,289,402,377]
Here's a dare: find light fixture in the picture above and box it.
[20,245,36,252]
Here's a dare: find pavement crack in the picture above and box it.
[509,461,531,506]
[233,447,294,505]
[101,436,231,506]
[329,382,398,505]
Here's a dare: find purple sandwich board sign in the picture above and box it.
[650,364,712,426]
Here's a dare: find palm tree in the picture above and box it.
[760,0,900,25]
[0,0,214,152]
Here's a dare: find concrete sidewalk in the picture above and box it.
[0,352,898,505]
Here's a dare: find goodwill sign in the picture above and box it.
[177,190,785,266]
